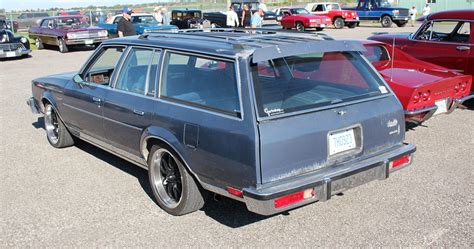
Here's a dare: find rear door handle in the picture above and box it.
[133,109,145,116]
[456,46,470,51]
[92,97,102,104]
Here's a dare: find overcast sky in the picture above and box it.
[1,0,171,11]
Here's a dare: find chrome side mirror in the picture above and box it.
[72,74,85,88]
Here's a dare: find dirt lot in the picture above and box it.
[1,25,473,247]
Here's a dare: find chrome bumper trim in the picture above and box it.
[404,105,437,123]
[0,49,31,58]
[27,97,41,114]
[447,94,474,114]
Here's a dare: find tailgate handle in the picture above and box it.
[456,46,470,51]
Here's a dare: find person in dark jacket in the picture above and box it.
[117,7,135,37]
[241,4,252,28]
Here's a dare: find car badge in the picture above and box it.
[336,110,347,116]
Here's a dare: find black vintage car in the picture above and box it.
[0,29,31,59]
[170,9,210,29]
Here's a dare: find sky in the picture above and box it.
[1,0,172,11]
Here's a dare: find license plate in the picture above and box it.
[433,98,448,115]
[85,39,93,45]
[320,24,326,27]
[329,129,356,155]
[6,51,16,57]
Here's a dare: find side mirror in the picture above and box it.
[73,74,85,88]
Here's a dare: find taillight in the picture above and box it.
[413,90,431,104]
[413,94,420,103]
[389,154,411,171]
[422,91,430,101]
[274,188,314,209]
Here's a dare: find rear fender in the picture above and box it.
[140,126,188,165]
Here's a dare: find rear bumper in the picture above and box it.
[65,37,108,45]
[447,94,474,114]
[405,94,474,123]
[27,97,41,114]
[0,49,31,58]
[242,143,416,216]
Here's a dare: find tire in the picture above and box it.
[35,38,43,49]
[148,145,205,216]
[333,17,344,29]
[347,22,357,29]
[381,15,393,28]
[395,21,407,27]
[296,22,305,32]
[58,38,69,53]
[316,27,324,31]
[44,104,74,148]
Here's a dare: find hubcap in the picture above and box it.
[44,105,59,144]
[36,39,39,47]
[151,149,183,208]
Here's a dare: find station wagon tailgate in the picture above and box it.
[258,95,405,184]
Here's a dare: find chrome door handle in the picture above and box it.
[456,46,470,51]
[92,97,102,104]
[133,109,145,116]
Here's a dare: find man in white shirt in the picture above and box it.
[226,6,239,27]
[409,6,417,27]
[422,4,431,16]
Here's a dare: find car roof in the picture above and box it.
[172,9,201,12]
[427,9,474,21]
[43,15,84,20]
[102,29,364,62]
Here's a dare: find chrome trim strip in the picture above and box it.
[63,103,103,118]
[404,105,437,115]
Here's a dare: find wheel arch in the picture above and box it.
[333,15,343,22]
[40,92,58,113]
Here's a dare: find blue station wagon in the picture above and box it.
[27,30,415,216]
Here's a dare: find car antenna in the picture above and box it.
[390,36,395,82]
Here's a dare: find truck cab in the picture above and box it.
[343,0,409,27]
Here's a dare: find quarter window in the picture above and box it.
[161,52,240,116]
[115,48,158,95]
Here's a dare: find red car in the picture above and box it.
[362,40,473,123]
[305,2,359,29]
[368,9,473,80]
[277,7,332,32]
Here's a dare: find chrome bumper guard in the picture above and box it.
[404,105,437,123]
[446,94,474,114]
[243,143,416,216]
[27,97,41,114]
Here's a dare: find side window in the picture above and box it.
[161,52,241,116]
[83,46,125,85]
[416,21,467,43]
[113,16,122,24]
[115,48,156,95]
[362,45,390,63]
[41,20,49,28]
[315,4,324,11]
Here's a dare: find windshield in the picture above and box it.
[251,52,387,117]
[362,45,390,63]
[291,8,310,15]
[132,15,158,24]
[56,17,87,28]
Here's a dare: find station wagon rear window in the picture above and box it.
[252,52,387,117]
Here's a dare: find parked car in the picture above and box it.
[28,16,108,53]
[170,10,210,29]
[27,29,415,216]
[203,0,277,27]
[277,8,332,31]
[305,2,359,29]
[369,9,474,81]
[0,18,19,32]
[0,29,31,59]
[343,0,409,27]
[361,40,472,123]
[97,13,177,37]
[16,12,50,29]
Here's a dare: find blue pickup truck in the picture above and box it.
[343,0,410,27]
[97,13,177,37]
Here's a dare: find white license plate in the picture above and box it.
[329,129,356,155]
[320,24,326,27]
[85,39,93,45]
[6,51,16,57]
[433,98,448,115]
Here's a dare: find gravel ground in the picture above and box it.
[1,25,473,247]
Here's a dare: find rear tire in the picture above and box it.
[334,17,344,29]
[44,104,74,148]
[35,38,43,49]
[58,38,69,53]
[347,22,357,29]
[381,15,393,28]
[296,22,305,32]
[148,145,205,216]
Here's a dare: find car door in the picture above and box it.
[62,46,126,139]
[404,20,472,75]
[37,19,51,44]
[102,47,159,156]
[356,0,370,20]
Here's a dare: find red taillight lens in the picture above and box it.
[413,94,420,103]
[274,188,314,209]
[390,154,411,170]
[422,91,430,101]
[226,186,243,198]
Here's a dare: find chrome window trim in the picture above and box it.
[410,19,473,46]
[158,49,244,120]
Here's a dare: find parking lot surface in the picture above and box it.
[1,26,473,247]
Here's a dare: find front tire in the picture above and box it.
[347,22,357,29]
[395,21,407,27]
[148,145,205,216]
[381,15,393,28]
[333,17,344,29]
[58,38,69,53]
[35,38,44,49]
[44,104,74,148]
[296,22,305,32]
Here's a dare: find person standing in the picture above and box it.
[241,4,252,28]
[409,6,417,27]
[422,4,431,16]
[117,7,135,37]
[153,6,163,24]
[251,7,264,29]
[226,6,239,28]
[161,7,170,25]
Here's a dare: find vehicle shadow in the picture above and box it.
[31,117,271,227]
[463,99,474,110]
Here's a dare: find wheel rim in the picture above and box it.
[59,41,64,51]
[335,19,343,28]
[35,38,40,47]
[44,105,59,144]
[151,149,183,209]
[297,24,303,31]
[383,17,390,26]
